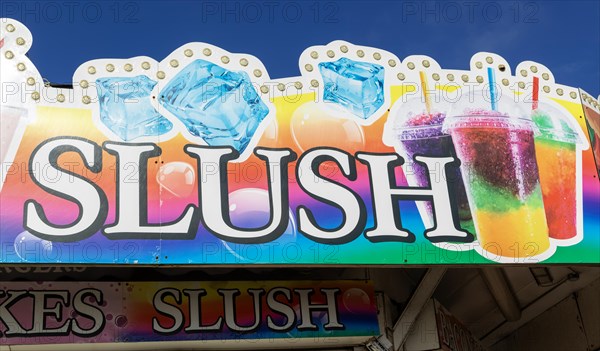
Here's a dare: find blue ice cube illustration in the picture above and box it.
[96,75,173,141]
[319,57,385,119]
[158,59,269,154]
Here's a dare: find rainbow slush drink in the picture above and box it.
[532,103,582,240]
[444,104,550,258]
[389,98,472,231]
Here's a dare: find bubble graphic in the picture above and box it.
[157,162,196,198]
[342,288,371,314]
[260,119,279,147]
[221,188,296,261]
[290,102,365,152]
[14,231,53,262]
[115,315,128,328]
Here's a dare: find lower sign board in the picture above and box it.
[0,280,378,347]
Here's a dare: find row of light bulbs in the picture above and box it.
[3,22,591,106]
[301,42,582,101]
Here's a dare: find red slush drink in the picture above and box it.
[532,102,583,240]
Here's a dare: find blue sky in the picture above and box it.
[3,0,599,95]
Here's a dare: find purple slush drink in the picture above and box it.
[390,106,472,231]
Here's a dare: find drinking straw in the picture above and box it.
[487,67,497,111]
[419,71,431,114]
[532,76,539,110]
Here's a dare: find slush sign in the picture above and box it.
[23,140,470,245]
[1,18,599,265]
[0,280,378,346]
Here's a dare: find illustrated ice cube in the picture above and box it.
[319,57,385,119]
[158,59,269,154]
[96,75,173,141]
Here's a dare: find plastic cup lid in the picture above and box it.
[443,90,536,133]
[532,101,583,144]
[390,96,450,140]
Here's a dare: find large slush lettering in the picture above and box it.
[102,142,198,239]
[184,146,297,244]
[356,153,472,243]
[296,148,366,244]
[24,137,107,242]
[23,139,471,245]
